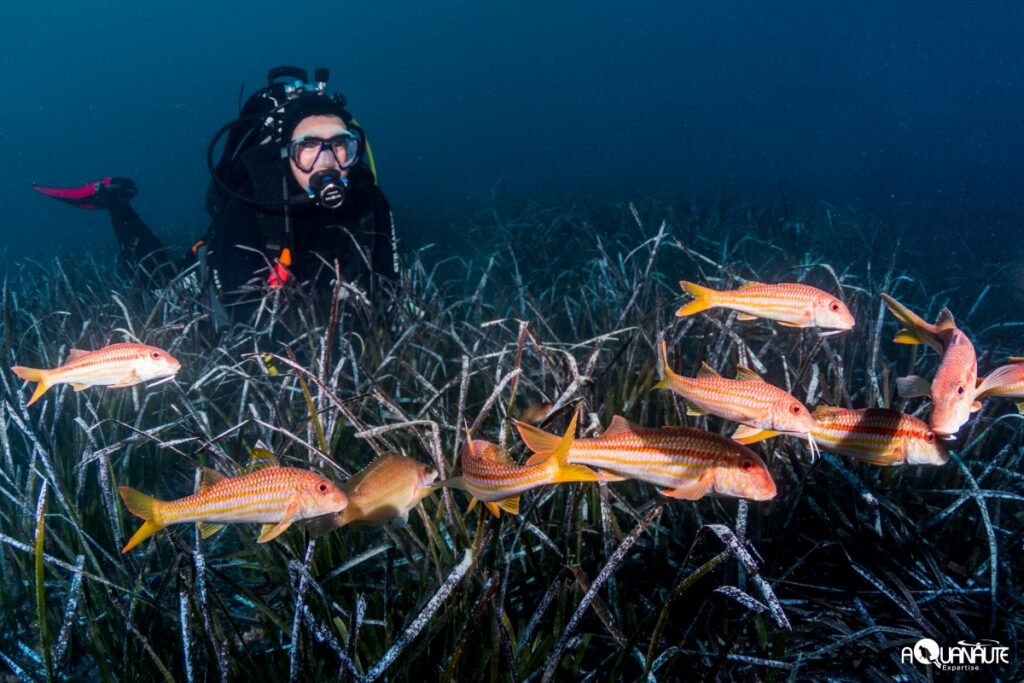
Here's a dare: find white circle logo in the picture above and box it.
[914,638,940,665]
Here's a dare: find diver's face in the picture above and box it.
[288,115,351,188]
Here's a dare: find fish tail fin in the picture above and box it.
[11,366,52,406]
[537,410,604,484]
[676,281,715,317]
[515,421,562,465]
[119,486,165,552]
[879,293,941,350]
[652,340,679,392]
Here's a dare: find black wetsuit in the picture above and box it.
[109,162,397,301]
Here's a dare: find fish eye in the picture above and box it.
[741,460,754,471]
[956,386,965,396]
[317,483,329,494]
[789,404,803,415]
[925,432,936,443]
[151,352,161,359]
[829,301,840,312]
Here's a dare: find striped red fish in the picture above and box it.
[881,294,979,437]
[734,407,949,466]
[653,341,818,445]
[677,281,855,331]
[516,416,776,501]
[975,358,1024,414]
[119,464,348,552]
[438,410,607,517]
[306,453,438,537]
[12,342,180,406]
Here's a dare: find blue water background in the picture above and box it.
[1,2,1022,260]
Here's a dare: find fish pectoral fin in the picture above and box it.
[1014,401,1024,414]
[597,469,627,482]
[896,375,931,399]
[257,503,298,543]
[70,383,89,392]
[110,370,140,388]
[659,479,711,501]
[970,400,982,413]
[735,313,758,321]
[304,512,346,539]
[776,321,802,328]
[257,520,293,543]
[198,522,225,539]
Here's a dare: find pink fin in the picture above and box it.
[67,349,90,361]
[600,415,642,438]
[660,478,711,501]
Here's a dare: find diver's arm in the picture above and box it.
[369,186,399,280]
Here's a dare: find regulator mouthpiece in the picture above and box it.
[308,171,347,209]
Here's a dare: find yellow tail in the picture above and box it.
[676,281,715,317]
[651,340,679,392]
[518,409,604,483]
[119,486,165,552]
[879,293,942,352]
[11,366,52,406]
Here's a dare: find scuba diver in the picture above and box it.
[33,66,398,323]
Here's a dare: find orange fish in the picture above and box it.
[881,294,979,437]
[677,281,855,331]
[119,459,347,552]
[975,358,1024,414]
[306,453,438,537]
[12,342,180,406]
[734,406,949,466]
[438,410,606,517]
[516,416,776,501]
[653,341,819,455]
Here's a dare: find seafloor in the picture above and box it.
[0,197,1021,681]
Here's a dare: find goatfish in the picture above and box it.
[12,342,180,406]
[515,416,776,501]
[880,294,979,437]
[119,460,348,552]
[974,358,1024,414]
[733,407,949,466]
[653,341,819,457]
[438,409,607,517]
[306,452,438,538]
[677,281,855,332]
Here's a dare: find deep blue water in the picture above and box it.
[2,1,1022,259]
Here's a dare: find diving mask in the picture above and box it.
[288,130,361,172]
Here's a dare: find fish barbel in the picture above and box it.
[734,406,949,466]
[306,453,438,537]
[438,409,607,517]
[119,465,347,552]
[12,342,180,406]
[881,294,979,437]
[676,281,855,331]
[516,416,776,501]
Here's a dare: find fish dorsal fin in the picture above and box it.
[736,282,760,290]
[1009,357,1024,364]
[735,365,764,382]
[247,448,280,472]
[68,348,90,361]
[697,362,721,379]
[601,415,641,438]
[934,308,957,331]
[199,467,228,491]
[811,405,844,419]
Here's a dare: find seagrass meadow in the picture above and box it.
[0,198,1022,682]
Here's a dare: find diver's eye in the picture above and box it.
[829,301,841,312]
[317,483,329,494]
[925,432,936,444]
[789,404,803,415]
[956,386,965,396]
[741,460,754,471]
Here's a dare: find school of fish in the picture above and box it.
[11,276,1022,550]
